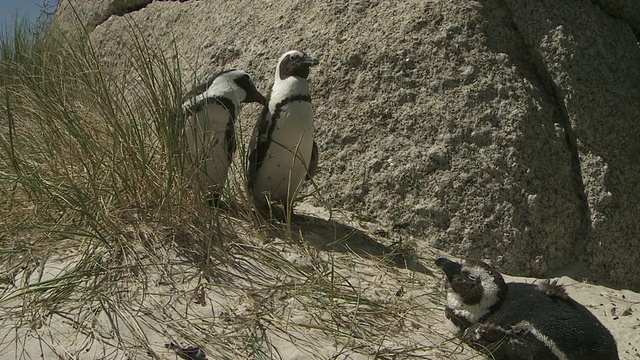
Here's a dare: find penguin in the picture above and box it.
[182,69,266,206]
[246,50,319,212]
[434,257,619,360]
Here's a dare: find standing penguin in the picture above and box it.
[246,50,319,212]
[434,257,619,360]
[183,69,266,206]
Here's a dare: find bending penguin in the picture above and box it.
[435,257,619,360]
[247,50,319,212]
[183,69,266,206]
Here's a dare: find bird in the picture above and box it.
[246,50,319,214]
[434,257,619,360]
[182,69,266,206]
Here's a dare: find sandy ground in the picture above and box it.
[1,205,639,359]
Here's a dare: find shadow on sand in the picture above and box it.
[276,213,434,276]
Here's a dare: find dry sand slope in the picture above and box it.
[2,205,639,359]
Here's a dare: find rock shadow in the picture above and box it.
[477,0,640,287]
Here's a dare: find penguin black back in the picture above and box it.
[486,282,619,360]
[435,257,619,360]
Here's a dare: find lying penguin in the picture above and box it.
[435,257,619,360]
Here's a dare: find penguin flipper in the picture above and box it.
[461,323,511,358]
[224,115,236,163]
[247,105,272,192]
[306,140,318,180]
[472,323,509,343]
[469,323,552,360]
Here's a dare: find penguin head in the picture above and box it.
[276,50,319,80]
[435,258,507,323]
[209,69,266,106]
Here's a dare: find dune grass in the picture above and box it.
[0,18,468,360]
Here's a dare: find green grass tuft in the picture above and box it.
[0,16,471,360]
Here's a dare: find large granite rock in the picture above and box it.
[55,0,640,286]
[503,0,640,285]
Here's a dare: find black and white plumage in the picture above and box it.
[247,50,319,210]
[182,69,266,206]
[435,257,619,360]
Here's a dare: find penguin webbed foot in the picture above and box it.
[269,207,289,223]
[469,323,554,360]
[251,201,288,223]
[206,191,229,210]
[470,323,509,343]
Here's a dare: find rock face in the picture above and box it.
[503,0,640,297]
[592,0,640,39]
[55,0,640,286]
[55,0,152,31]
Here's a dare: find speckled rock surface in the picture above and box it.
[55,0,640,286]
[591,0,640,38]
[504,0,640,289]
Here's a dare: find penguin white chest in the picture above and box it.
[184,103,233,190]
[254,101,314,204]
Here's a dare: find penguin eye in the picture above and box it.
[462,271,477,282]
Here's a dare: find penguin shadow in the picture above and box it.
[277,213,434,276]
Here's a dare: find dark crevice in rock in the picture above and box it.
[544,90,591,264]
[498,0,592,267]
[94,0,191,29]
[111,1,153,18]
[92,1,153,30]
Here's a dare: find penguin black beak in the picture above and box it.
[234,72,267,105]
[302,55,319,67]
[243,87,267,106]
[435,257,462,283]
[257,93,267,106]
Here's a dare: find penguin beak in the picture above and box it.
[257,93,267,105]
[243,87,267,106]
[302,54,319,67]
[435,257,462,284]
